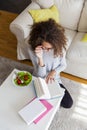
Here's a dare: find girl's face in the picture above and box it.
[42,41,53,51]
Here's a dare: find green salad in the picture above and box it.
[14,71,32,87]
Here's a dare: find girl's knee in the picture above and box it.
[61,98,73,109]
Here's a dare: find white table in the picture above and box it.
[0,69,64,130]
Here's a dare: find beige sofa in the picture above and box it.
[10,0,87,79]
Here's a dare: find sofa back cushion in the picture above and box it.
[78,0,87,32]
[54,0,84,30]
[31,0,54,8]
[31,0,84,31]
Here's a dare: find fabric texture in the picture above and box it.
[49,77,87,130]
[66,32,87,61]
[31,0,54,8]
[28,5,59,23]
[81,33,87,42]
[54,0,84,30]
[78,0,87,32]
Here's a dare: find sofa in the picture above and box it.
[10,0,87,79]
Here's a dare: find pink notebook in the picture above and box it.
[33,100,53,124]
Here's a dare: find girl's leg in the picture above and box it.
[60,84,73,108]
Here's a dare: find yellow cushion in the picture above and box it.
[28,5,59,23]
[81,33,87,42]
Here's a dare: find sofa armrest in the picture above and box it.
[10,2,40,40]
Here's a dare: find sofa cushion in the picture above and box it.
[10,2,41,39]
[31,0,54,8]
[54,0,84,30]
[29,5,59,23]
[64,28,76,49]
[66,32,87,62]
[81,33,87,42]
[78,1,87,32]
[64,59,87,79]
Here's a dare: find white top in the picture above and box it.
[28,45,67,83]
[0,69,64,130]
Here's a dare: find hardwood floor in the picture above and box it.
[0,10,17,59]
[0,10,87,84]
[0,10,32,65]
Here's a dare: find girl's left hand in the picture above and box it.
[46,70,56,84]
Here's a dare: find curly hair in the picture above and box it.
[28,19,67,56]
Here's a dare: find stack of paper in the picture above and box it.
[18,98,46,125]
[34,99,53,124]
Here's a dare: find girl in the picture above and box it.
[28,19,73,108]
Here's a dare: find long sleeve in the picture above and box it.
[28,45,67,80]
[36,65,47,78]
[54,54,67,74]
[28,46,47,78]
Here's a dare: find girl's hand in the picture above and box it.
[46,70,56,84]
[35,46,45,67]
[35,46,43,58]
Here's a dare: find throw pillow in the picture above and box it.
[81,33,87,42]
[28,5,59,23]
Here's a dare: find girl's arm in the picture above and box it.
[46,51,67,83]
[29,45,47,78]
[34,46,44,67]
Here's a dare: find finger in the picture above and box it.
[35,46,43,50]
[49,78,53,84]
[46,76,53,84]
[50,78,54,84]
[35,50,41,53]
[49,77,55,83]
[35,48,43,52]
[45,77,49,84]
[35,50,42,54]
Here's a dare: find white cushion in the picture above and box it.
[66,32,87,62]
[78,1,87,32]
[10,2,40,39]
[15,2,40,26]
[54,0,84,30]
[64,28,76,49]
[17,41,30,60]
[64,59,87,79]
[31,0,54,8]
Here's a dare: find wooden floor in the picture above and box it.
[0,10,32,65]
[0,10,87,84]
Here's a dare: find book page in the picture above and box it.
[34,78,44,97]
[34,78,51,99]
[48,81,65,99]
[39,77,51,99]
[34,78,65,99]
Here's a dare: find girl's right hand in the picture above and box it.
[45,70,56,84]
[35,46,43,58]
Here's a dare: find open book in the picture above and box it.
[34,77,65,99]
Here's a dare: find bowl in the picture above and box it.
[12,71,32,87]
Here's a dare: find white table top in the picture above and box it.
[0,69,64,130]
